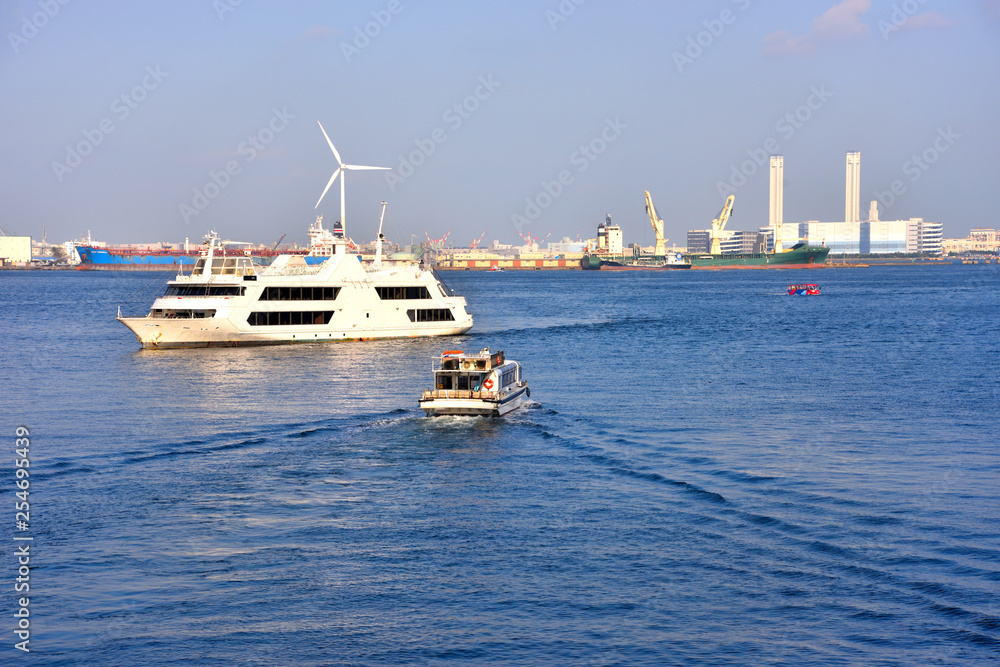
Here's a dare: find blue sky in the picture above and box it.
[1,0,997,248]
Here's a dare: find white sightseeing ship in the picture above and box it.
[119,127,474,349]
[419,349,530,417]
[117,216,472,349]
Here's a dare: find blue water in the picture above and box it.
[2,266,999,665]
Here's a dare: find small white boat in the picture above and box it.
[419,348,530,417]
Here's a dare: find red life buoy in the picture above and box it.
[483,379,494,389]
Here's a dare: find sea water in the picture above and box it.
[2,265,998,665]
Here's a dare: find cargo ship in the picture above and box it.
[581,243,829,270]
[75,217,344,271]
[579,254,691,270]
[685,242,830,268]
[75,244,303,271]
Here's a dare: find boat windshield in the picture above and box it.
[435,372,485,391]
[192,257,257,277]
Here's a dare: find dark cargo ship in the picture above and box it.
[581,243,829,270]
[686,243,830,268]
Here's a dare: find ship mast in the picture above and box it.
[374,201,387,269]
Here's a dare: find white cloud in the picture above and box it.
[764,0,871,55]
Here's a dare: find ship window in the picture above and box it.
[222,258,237,275]
[211,259,225,275]
[376,286,430,300]
[258,287,340,301]
[246,311,334,326]
[406,308,456,322]
[436,375,453,390]
[163,285,244,297]
[457,375,469,390]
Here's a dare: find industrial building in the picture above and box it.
[0,235,32,265]
[942,228,1000,254]
[686,230,710,254]
[688,151,944,255]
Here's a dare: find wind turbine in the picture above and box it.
[314,122,390,235]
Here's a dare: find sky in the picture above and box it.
[2,0,998,248]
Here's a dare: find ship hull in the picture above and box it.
[580,255,691,270]
[75,246,321,270]
[594,261,691,271]
[118,316,471,349]
[419,386,529,417]
[686,245,831,268]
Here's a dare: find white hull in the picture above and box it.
[419,386,528,417]
[119,316,471,348]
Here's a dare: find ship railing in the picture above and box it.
[259,265,324,277]
[421,389,497,401]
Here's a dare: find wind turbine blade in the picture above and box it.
[315,167,341,209]
[317,121,343,166]
[343,165,391,171]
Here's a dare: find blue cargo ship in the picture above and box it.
[75,245,201,270]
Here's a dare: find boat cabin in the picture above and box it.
[432,349,517,393]
[191,256,258,277]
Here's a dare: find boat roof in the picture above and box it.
[437,348,506,371]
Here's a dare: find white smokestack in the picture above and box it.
[769,155,784,252]
[845,151,860,224]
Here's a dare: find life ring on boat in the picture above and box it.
[483,379,494,389]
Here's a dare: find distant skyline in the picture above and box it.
[2,1,998,247]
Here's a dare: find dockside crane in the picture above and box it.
[643,190,668,257]
[710,195,735,255]
[423,229,452,250]
[516,230,540,250]
[470,229,487,249]
[271,234,286,250]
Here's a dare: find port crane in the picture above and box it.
[516,230,538,248]
[643,191,668,257]
[271,234,286,250]
[516,230,551,251]
[423,229,452,250]
[470,229,487,249]
[710,195,735,255]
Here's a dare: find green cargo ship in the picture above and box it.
[685,243,830,268]
[582,243,830,270]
